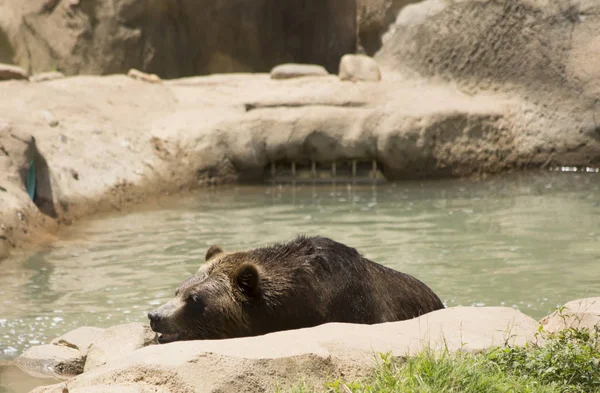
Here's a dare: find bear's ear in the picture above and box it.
[234,263,260,297]
[205,245,224,262]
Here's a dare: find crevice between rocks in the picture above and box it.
[244,101,367,112]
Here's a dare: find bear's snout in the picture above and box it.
[147,310,161,326]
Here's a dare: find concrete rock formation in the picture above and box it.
[1,66,600,259]
[377,0,600,130]
[0,0,356,78]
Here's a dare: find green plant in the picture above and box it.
[290,325,600,393]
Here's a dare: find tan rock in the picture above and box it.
[540,297,600,333]
[15,344,85,378]
[270,64,329,80]
[0,63,27,81]
[51,326,105,357]
[339,54,382,82]
[30,307,539,393]
[127,69,161,84]
[84,323,157,372]
[30,72,65,83]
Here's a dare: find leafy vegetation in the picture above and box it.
[288,323,600,393]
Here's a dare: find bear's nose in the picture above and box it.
[147,311,160,323]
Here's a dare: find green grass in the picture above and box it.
[288,325,600,393]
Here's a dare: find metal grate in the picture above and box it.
[264,159,386,184]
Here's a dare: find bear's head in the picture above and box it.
[147,245,262,343]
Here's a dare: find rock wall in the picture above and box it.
[377,0,600,111]
[0,0,356,78]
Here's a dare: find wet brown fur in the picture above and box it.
[148,235,445,342]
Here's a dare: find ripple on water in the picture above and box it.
[1,172,600,360]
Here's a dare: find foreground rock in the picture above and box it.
[51,327,105,356]
[16,345,84,378]
[540,297,600,333]
[15,323,156,379]
[29,306,539,393]
[84,323,157,372]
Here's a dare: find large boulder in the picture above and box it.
[0,0,356,78]
[29,306,539,393]
[540,297,600,333]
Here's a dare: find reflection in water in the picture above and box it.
[0,171,599,364]
[0,365,57,393]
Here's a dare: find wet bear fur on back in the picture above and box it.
[148,235,445,342]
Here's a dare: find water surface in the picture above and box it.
[1,171,599,363]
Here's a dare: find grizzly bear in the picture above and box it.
[148,235,444,343]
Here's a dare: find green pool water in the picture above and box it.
[1,171,599,368]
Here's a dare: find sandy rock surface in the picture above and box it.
[29,306,539,393]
